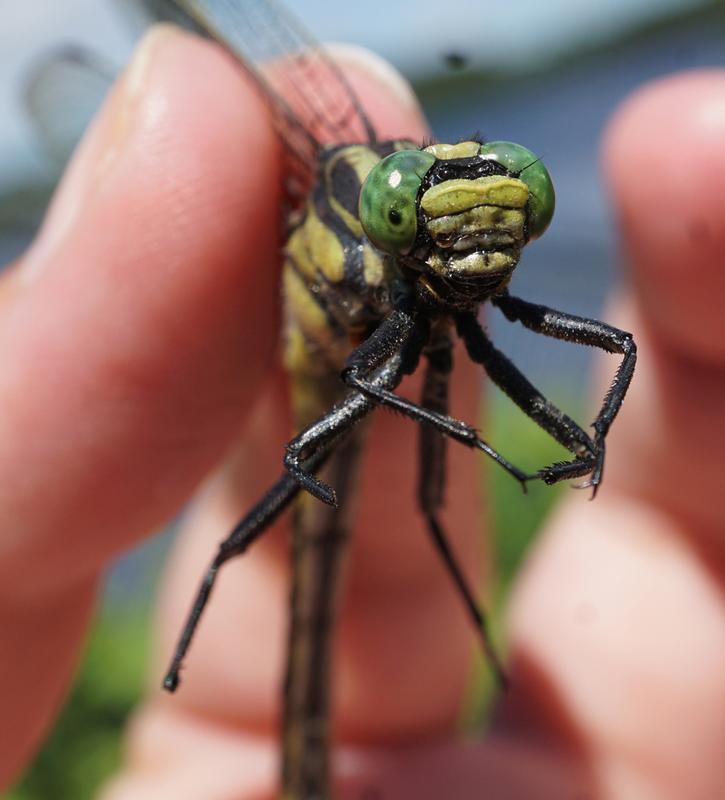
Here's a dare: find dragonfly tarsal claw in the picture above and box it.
[311,481,338,508]
[538,468,559,486]
[571,471,602,498]
[294,469,338,507]
[284,449,339,507]
[572,477,600,501]
[590,436,606,496]
[573,436,605,498]
[474,438,531,489]
[162,672,180,693]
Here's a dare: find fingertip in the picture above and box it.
[1,27,283,577]
[328,44,429,142]
[27,25,282,353]
[602,69,725,361]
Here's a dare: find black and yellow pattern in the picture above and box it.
[145,8,637,800]
[282,140,414,422]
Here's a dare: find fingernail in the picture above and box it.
[327,43,426,122]
[23,25,179,280]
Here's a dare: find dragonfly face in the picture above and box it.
[359,139,555,306]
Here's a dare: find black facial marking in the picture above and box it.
[329,156,362,218]
[426,156,509,189]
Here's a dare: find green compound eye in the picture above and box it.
[479,141,555,240]
[359,150,436,255]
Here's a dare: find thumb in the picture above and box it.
[0,26,279,785]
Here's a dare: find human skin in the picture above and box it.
[1,26,724,800]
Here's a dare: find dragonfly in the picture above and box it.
[25,1,637,797]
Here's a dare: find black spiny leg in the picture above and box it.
[163,320,417,692]
[492,293,636,492]
[162,446,332,692]
[417,327,507,689]
[339,313,529,490]
[287,308,529,507]
[284,303,423,505]
[456,294,636,494]
[456,312,596,480]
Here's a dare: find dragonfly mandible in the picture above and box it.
[25,1,637,798]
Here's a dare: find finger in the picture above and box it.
[502,70,725,799]
[601,69,725,529]
[1,25,281,580]
[103,703,586,800]
[605,70,725,363]
[0,26,281,784]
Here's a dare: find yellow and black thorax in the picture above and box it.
[282,140,414,380]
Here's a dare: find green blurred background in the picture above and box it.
[2,0,724,797]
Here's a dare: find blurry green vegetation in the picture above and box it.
[7,614,149,800]
[8,391,579,798]
[464,389,579,725]
[488,391,576,587]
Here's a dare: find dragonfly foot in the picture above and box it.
[163,669,180,693]
[294,470,338,507]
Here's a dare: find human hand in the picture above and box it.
[1,26,723,800]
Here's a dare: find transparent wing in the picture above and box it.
[130,0,377,175]
[23,45,117,169]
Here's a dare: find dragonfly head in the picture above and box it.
[359,141,554,305]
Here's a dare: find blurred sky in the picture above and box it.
[0,0,710,184]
